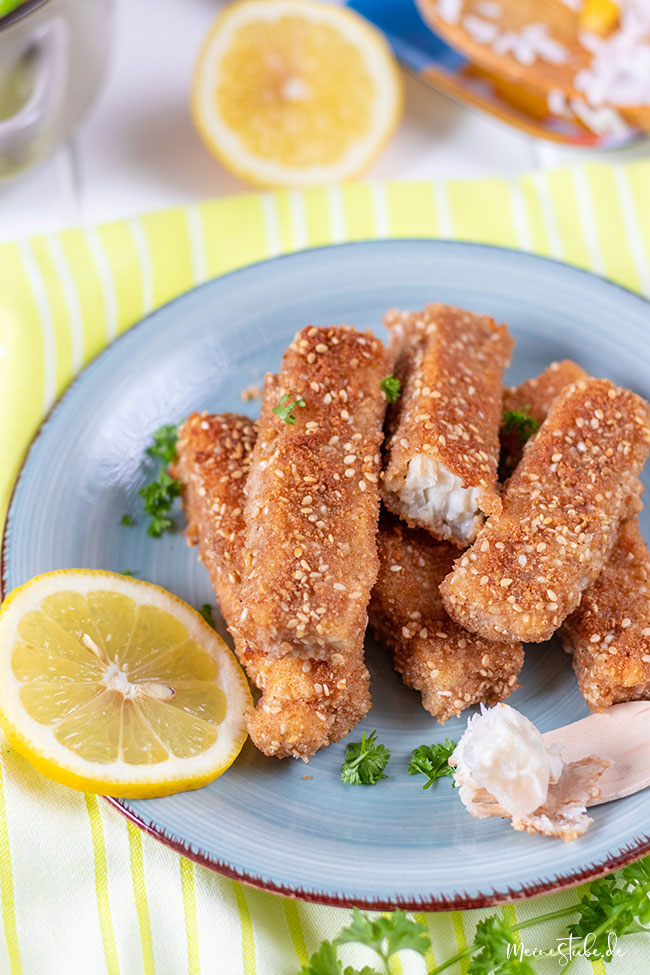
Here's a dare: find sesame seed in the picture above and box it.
[621,618,632,628]
[500,578,513,587]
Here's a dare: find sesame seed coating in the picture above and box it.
[500,360,587,478]
[441,377,650,644]
[382,304,513,546]
[369,512,523,722]
[241,324,392,660]
[562,517,650,711]
[172,411,370,760]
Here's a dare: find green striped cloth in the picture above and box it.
[1,162,650,974]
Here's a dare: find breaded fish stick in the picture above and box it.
[173,412,370,760]
[369,513,523,721]
[502,364,650,711]
[562,517,650,711]
[441,377,650,644]
[501,361,587,478]
[382,305,513,547]
[241,325,391,660]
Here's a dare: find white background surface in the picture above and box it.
[1,0,649,244]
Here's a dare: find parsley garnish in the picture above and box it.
[380,375,401,403]
[565,860,650,968]
[199,603,215,628]
[121,514,134,527]
[300,909,429,975]
[139,424,181,538]
[408,739,457,789]
[502,407,540,443]
[340,731,390,786]
[146,424,179,464]
[297,855,650,974]
[120,569,134,576]
[272,393,306,425]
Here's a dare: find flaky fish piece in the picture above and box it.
[500,360,587,478]
[562,517,650,711]
[441,377,650,644]
[382,305,513,547]
[241,325,391,660]
[172,412,370,761]
[456,756,610,842]
[369,512,523,721]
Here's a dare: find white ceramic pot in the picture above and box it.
[0,0,111,178]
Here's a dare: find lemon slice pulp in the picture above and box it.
[0,571,252,797]
[192,0,403,187]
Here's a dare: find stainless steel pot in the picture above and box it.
[0,0,111,178]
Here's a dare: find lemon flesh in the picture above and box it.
[192,0,403,187]
[0,572,252,797]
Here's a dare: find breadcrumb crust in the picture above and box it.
[442,377,650,643]
[173,412,370,760]
[382,304,513,546]
[369,512,523,721]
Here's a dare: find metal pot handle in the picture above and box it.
[0,18,68,170]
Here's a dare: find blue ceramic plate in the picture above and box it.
[4,240,650,910]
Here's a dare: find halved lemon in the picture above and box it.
[191,0,403,187]
[0,571,252,797]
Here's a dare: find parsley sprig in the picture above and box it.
[299,909,428,975]
[273,393,306,425]
[139,424,181,537]
[408,739,456,789]
[380,375,401,403]
[502,407,540,443]
[297,856,650,975]
[340,731,390,786]
[199,603,215,628]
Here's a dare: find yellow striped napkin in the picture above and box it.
[1,161,650,974]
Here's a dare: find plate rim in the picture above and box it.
[4,237,650,911]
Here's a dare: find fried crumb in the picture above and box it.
[240,383,261,403]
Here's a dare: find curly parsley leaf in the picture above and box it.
[139,425,182,538]
[408,739,456,790]
[501,408,540,443]
[120,569,134,577]
[335,908,430,960]
[567,860,650,963]
[139,469,181,538]
[146,424,179,464]
[380,375,401,403]
[340,732,390,786]
[199,603,215,628]
[468,917,534,975]
[273,393,306,425]
[121,513,134,527]
[299,941,343,975]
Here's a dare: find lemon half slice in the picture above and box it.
[192,0,403,187]
[0,571,252,797]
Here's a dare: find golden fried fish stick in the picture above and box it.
[501,361,587,478]
[502,364,650,711]
[173,412,370,760]
[441,377,650,644]
[382,305,513,547]
[241,325,391,660]
[562,517,650,711]
[369,513,523,721]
